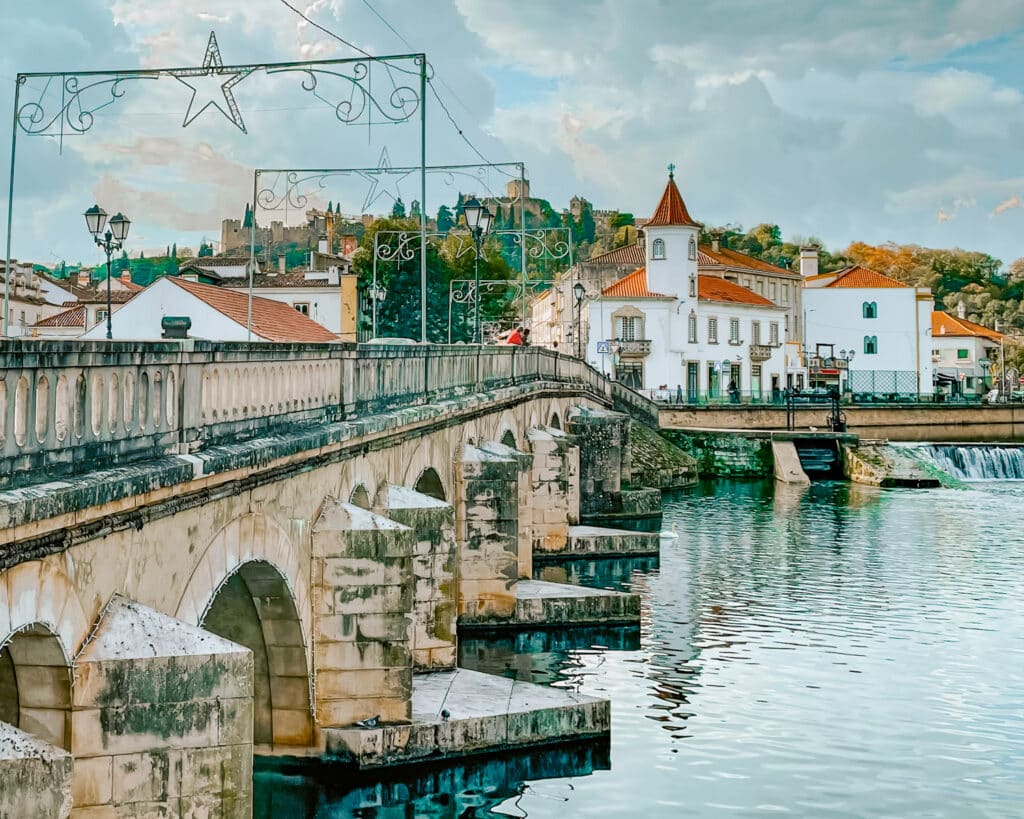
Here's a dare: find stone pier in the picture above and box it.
[0,722,72,818]
[526,426,580,555]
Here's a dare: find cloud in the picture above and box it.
[937,209,952,223]
[992,194,1022,216]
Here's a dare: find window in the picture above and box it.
[756,280,764,294]
[688,237,697,260]
[688,312,697,343]
[729,317,740,343]
[769,322,779,345]
[708,317,718,344]
[863,301,878,319]
[689,275,696,297]
[769,282,777,300]
[751,365,762,399]
[614,362,643,390]
[781,283,789,303]
[965,376,975,389]
[618,316,638,340]
[95,309,107,326]
[294,302,310,315]
[742,277,751,288]
[751,321,761,345]
[957,349,970,360]
[864,335,878,354]
[652,238,666,260]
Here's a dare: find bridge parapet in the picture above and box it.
[0,341,609,489]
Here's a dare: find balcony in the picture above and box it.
[808,356,849,372]
[614,338,652,356]
[749,344,773,361]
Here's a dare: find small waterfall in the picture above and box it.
[918,445,1024,481]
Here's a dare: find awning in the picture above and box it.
[934,372,958,384]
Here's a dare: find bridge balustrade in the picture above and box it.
[0,340,611,489]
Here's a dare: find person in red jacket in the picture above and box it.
[506,326,524,345]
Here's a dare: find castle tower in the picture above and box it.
[644,165,702,299]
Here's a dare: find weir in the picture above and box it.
[913,444,1024,481]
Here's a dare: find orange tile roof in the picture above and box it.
[646,173,701,228]
[584,243,646,266]
[698,244,798,276]
[167,277,338,342]
[601,267,672,298]
[34,305,86,327]
[806,265,908,288]
[932,311,1003,341]
[698,275,776,307]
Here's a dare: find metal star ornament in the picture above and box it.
[357,147,413,212]
[172,32,252,134]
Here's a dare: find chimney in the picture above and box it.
[278,255,286,277]
[957,301,966,320]
[78,268,90,288]
[710,230,722,253]
[341,235,358,257]
[318,233,329,255]
[799,244,820,279]
[120,270,132,286]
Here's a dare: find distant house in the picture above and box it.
[80,276,338,342]
[803,264,934,396]
[931,307,1003,397]
[29,270,141,338]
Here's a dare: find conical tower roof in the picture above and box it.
[647,167,700,228]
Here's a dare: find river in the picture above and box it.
[256,477,1024,817]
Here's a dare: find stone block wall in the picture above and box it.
[312,501,415,727]
[386,486,458,671]
[480,440,535,580]
[662,430,774,477]
[455,446,520,623]
[567,407,628,517]
[0,722,72,818]
[527,427,580,555]
[72,597,253,818]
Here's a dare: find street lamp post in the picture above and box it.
[84,204,131,340]
[837,348,855,393]
[462,196,493,344]
[573,281,585,358]
[368,282,387,339]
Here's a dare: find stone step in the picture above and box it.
[533,525,659,560]
[322,668,609,769]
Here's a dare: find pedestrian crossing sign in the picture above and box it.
[596,341,611,354]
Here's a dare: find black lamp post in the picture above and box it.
[573,281,585,358]
[462,196,493,344]
[84,204,131,340]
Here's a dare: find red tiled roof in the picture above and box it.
[167,277,338,342]
[34,305,86,328]
[932,311,1003,341]
[583,243,646,266]
[601,267,672,298]
[699,275,776,307]
[698,244,798,277]
[647,174,701,228]
[806,265,908,288]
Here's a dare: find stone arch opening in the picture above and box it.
[414,467,447,501]
[201,561,313,748]
[349,484,371,509]
[0,624,72,750]
[549,411,562,430]
[501,429,517,449]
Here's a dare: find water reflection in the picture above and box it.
[533,555,659,592]
[254,739,610,818]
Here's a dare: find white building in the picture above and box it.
[802,262,934,397]
[81,276,338,343]
[584,171,788,401]
[931,307,1003,397]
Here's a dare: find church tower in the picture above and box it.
[644,165,701,299]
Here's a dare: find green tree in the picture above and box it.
[437,205,454,233]
[171,243,177,259]
[611,225,637,249]
[579,202,596,244]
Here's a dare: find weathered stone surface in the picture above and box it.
[843,444,946,487]
[626,420,697,489]
[508,580,640,628]
[538,525,660,559]
[0,721,73,818]
[526,427,580,557]
[567,407,628,516]
[72,596,253,818]
[662,429,775,477]
[772,440,811,485]
[323,668,609,768]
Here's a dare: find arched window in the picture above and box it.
[688,237,697,261]
[652,238,666,260]
[689,275,696,298]
[862,301,878,319]
[688,312,698,343]
[864,335,878,354]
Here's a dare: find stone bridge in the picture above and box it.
[0,341,662,817]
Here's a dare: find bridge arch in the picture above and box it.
[500,429,518,449]
[413,467,447,501]
[349,484,371,509]
[0,623,72,749]
[549,410,562,430]
[201,560,313,747]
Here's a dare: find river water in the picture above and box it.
[257,478,1024,817]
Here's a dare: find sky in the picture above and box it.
[1,0,1023,268]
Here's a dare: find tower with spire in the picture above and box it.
[644,164,702,299]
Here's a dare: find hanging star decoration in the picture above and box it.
[357,147,413,212]
[171,32,252,134]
